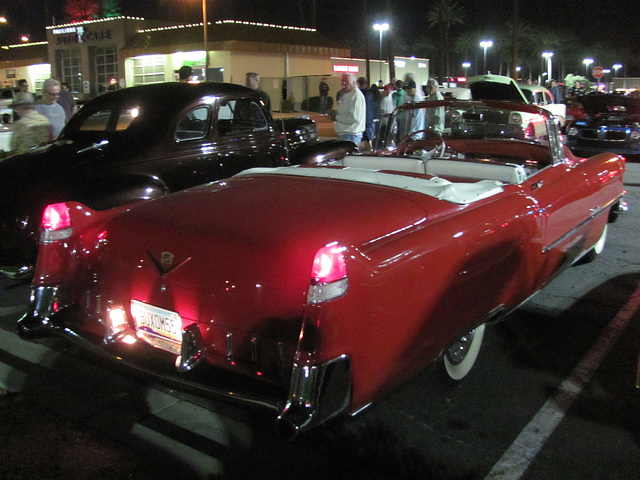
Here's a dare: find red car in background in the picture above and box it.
[19,100,627,438]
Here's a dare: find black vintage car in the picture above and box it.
[0,82,353,277]
[567,93,640,157]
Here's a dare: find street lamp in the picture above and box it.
[462,62,471,78]
[202,0,208,81]
[0,16,7,45]
[613,63,622,77]
[480,40,493,74]
[583,58,594,78]
[613,63,623,91]
[542,52,553,82]
[373,22,389,83]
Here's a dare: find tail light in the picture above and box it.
[523,122,536,139]
[307,243,348,303]
[41,202,73,243]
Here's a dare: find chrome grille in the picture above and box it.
[578,129,599,140]
[603,130,627,141]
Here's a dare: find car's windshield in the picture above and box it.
[375,100,555,168]
[380,101,550,144]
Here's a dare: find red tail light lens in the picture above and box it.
[42,203,72,230]
[311,244,347,283]
[41,203,74,243]
[308,243,348,303]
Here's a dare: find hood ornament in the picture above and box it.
[148,250,192,276]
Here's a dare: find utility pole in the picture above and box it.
[510,0,519,80]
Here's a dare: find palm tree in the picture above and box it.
[413,35,437,60]
[102,0,122,18]
[452,32,479,75]
[64,0,99,21]
[426,0,465,81]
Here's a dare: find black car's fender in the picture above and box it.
[288,139,357,165]
[78,175,170,211]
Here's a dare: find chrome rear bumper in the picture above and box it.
[18,285,353,439]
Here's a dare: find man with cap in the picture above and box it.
[178,66,194,83]
[10,92,50,153]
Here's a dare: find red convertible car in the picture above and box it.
[18,100,627,439]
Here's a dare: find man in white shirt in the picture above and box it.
[35,79,66,139]
[333,73,366,146]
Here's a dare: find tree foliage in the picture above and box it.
[64,0,99,21]
[426,0,465,81]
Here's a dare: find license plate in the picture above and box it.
[131,300,182,355]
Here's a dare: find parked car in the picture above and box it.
[565,96,587,124]
[467,74,566,126]
[437,86,471,100]
[0,82,354,278]
[0,87,19,124]
[19,100,627,439]
[566,93,640,157]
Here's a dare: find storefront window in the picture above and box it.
[132,56,166,85]
[91,45,119,93]
[55,48,82,93]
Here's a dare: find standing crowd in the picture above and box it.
[330,73,445,150]
[10,78,76,154]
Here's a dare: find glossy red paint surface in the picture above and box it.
[28,101,627,421]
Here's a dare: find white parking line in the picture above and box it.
[0,306,26,316]
[485,282,640,480]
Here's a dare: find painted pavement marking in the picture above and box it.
[485,282,640,479]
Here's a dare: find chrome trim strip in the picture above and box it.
[542,195,622,253]
[0,265,34,279]
[176,324,208,372]
[17,285,69,338]
[275,355,351,440]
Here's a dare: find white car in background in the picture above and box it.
[0,87,19,123]
[467,74,566,126]
[0,88,18,152]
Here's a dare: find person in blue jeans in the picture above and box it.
[334,73,365,147]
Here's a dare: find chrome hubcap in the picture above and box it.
[446,329,475,366]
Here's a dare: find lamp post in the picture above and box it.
[583,58,594,78]
[462,62,471,78]
[542,51,553,82]
[613,63,622,77]
[613,63,623,91]
[0,16,7,45]
[373,22,389,83]
[202,0,208,81]
[602,69,611,92]
[480,40,493,74]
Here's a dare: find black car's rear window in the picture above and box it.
[78,107,139,131]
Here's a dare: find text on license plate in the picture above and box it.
[131,300,182,355]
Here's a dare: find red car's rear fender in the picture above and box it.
[34,201,139,286]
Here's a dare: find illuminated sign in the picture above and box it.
[333,65,359,73]
[53,26,113,45]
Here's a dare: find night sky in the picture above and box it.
[2,1,639,73]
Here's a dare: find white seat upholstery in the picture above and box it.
[339,155,427,174]
[333,155,527,185]
[425,159,526,184]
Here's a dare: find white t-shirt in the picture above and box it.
[35,103,66,139]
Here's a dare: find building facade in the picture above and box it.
[1,16,430,111]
